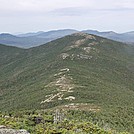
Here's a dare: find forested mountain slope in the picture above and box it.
[0,33,134,133]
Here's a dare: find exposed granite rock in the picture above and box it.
[0,126,30,134]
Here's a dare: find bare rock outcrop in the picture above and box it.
[0,126,30,134]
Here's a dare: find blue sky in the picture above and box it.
[0,0,134,33]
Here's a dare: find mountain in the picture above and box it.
[83,30,134,43]
[18,29,77,38]
[17,31,44,37]
[0,33,47,48]
[1,29,134,48]
[0,29,77,48]
[0,33,134,132]
[35,29,78,38]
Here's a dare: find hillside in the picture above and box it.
[83,30,134,44]
[18,29,78,38]
[0,33,134,133]
[1,29,134,48]
[0,29,77,48]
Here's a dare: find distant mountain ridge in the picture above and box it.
[83,30,134,43]
[0,29,77,48]
[18,29,78,38]
[0,29,134,48]
[17,31,44,37]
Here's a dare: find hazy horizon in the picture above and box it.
[0,0,134,33]
[1,28,134,35]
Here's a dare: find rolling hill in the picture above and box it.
[0,33,134,133]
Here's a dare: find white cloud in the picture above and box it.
[0,0,91,11]
[0,0,134,33]
[0,0,133,12]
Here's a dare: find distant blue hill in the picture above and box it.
[83,30,134,44]
[0,29,134,48]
